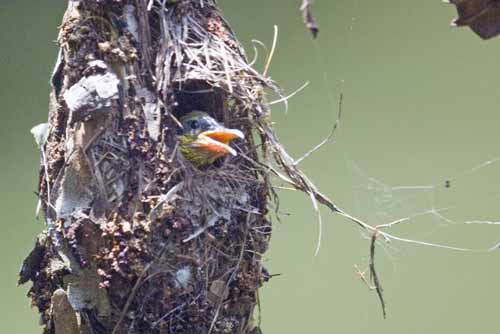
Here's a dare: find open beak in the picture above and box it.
[197,128,245,156]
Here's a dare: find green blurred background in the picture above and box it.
[1,1,499,333]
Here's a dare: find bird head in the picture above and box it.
[177,111,244,167]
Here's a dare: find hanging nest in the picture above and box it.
[20,1,344,334]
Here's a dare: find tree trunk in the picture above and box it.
[19,1,280,333]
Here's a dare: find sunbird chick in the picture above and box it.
[178,111,244,167]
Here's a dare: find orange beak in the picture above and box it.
[197,128,245,156]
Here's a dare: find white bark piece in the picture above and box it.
[64,72,120,123]
[30,123,49,148]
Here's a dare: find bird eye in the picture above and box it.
[188,120,200,130]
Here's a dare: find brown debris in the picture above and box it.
[446,0,500,39]
[18,233,49,286]
[300,0,320,38]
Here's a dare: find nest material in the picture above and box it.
[20,1,338,334]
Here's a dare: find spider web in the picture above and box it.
[338,153,500,317]
[347,154,500,253]
[287,0,500,317]
[244,0,500,316]
[300,0,500,255]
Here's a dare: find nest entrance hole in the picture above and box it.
[172,80,227,123]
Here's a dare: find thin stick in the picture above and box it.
[111,263,152,334]
[268,81,309,106]
[369,231,386,319]
[263,25,278,77]
[294,92,343,165]
[208,219,249,334]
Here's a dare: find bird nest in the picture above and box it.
[20,1,342,334]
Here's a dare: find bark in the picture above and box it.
[20,1,275,333]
